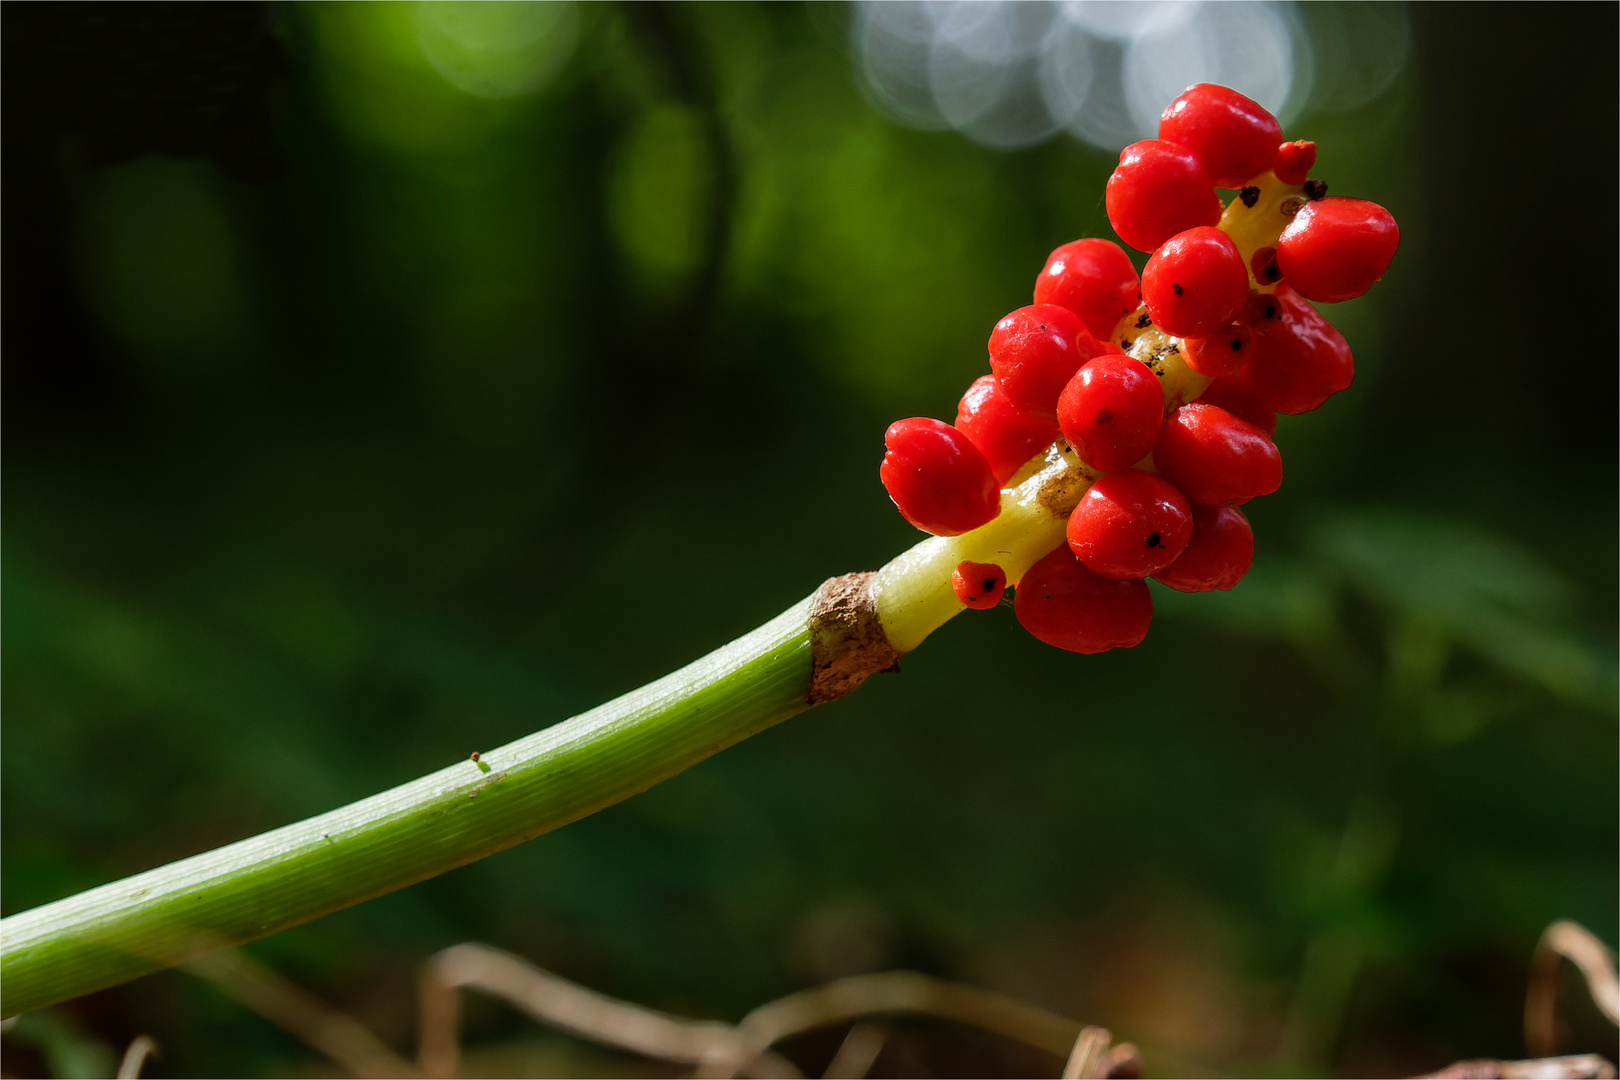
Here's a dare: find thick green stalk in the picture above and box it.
[0,449,1088,1018]
[1,601,816,1017]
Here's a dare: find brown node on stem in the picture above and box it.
[808,572,903,706]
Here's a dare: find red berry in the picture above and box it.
[1184,321,1252,377]
[1154,402,1282,506]
[1157,83,1283,189]
[952,561,1007,610]
[1105,139,1222,253]
[955,375,1060,485]
[1249,246,1283,286]
[1066,469,1192,579]
[1056,354,1163,471]
[1197,376,1276,434]
[880,418,1001,535]
[988,304,1103,422]
[1033,238,1142,342]
[1014,545,1153,654]
[1272,140,1316,185]
[1151,505,1254,592]
[1276,197,1400,303]
[1141,227,1249,339]
[1225,285,1352,414]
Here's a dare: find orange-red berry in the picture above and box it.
[1158,83,1283,189]
[1014,545,1153,654]
[1276,197,1400,303]
[1034,238,1142,342]
[1154,403,1282,507]
[1152,505,1254,592]
[1066,469,1193,580]
[880,418,1001,535]
[952,561,1007,610]
[1106,139,1222,253]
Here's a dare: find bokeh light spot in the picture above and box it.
[415,1,578,100]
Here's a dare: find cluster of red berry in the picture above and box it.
[879,84,1399,655]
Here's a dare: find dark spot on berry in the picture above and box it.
[983,578,997,591]
[1120,338,1134,350]
[1172,283,1184,295]
[1095,408,1114,424]
[1303,179,1328,201]
[1265,303,1277,320]
[1135,313,1152,328]
[1147,532,1162,548]
[1239,186,1260,208]
[1230,339,1244,351]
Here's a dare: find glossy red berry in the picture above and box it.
[1273,140,1316,185]
[1154,403,1282,507]
[1141,227,1249,339]
[1184,321,1252,377]
[952,561,1007,610]
[1056,355,1163,472]
[1066,469,1192,579]
[988,304,1103,422]
[1276,197,1400,303]
[1033,238,1143,343]
[1151,505,1254,592]
[1157,83,1283,189]
[1105,139,1222,253]
[880,418,1001,535]
[1225,285,1352,414]
[956,375,1059,485]
[1196,376,1276,434]
[1014,545,1153,654]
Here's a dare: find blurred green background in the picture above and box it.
[2,3,1615,1077]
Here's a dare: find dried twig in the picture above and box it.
[115,1035,158,1080]
[1415,1053,1617,1079]
[820,1021,887,1079]
[1095,1042,1143,1079]
[1061,1025,1112,1079]
[416,942,796,1078]
[183,948,417,1078]
[699,970,1086,1078]
[1526,921,1620,1058]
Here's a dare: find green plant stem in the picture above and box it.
[2,600,817,1017]
[0,448,1089,1018]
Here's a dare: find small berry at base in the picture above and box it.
[1155,403,1282,507]
[1057,355,1164,473]
[881,418,1001,536]
[988,304,1105,422]
[1066,469,1193,580]
[1276,197,1400,304]
[1158,83,1283,189]
[1106,139,1223,253]
[1142,227,1249,339]
[956,375,1060,485]
[952,561,1007,610]
[1152,505,1254,592]
[1034,238,1142,342]
[1014,545,1153,654]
